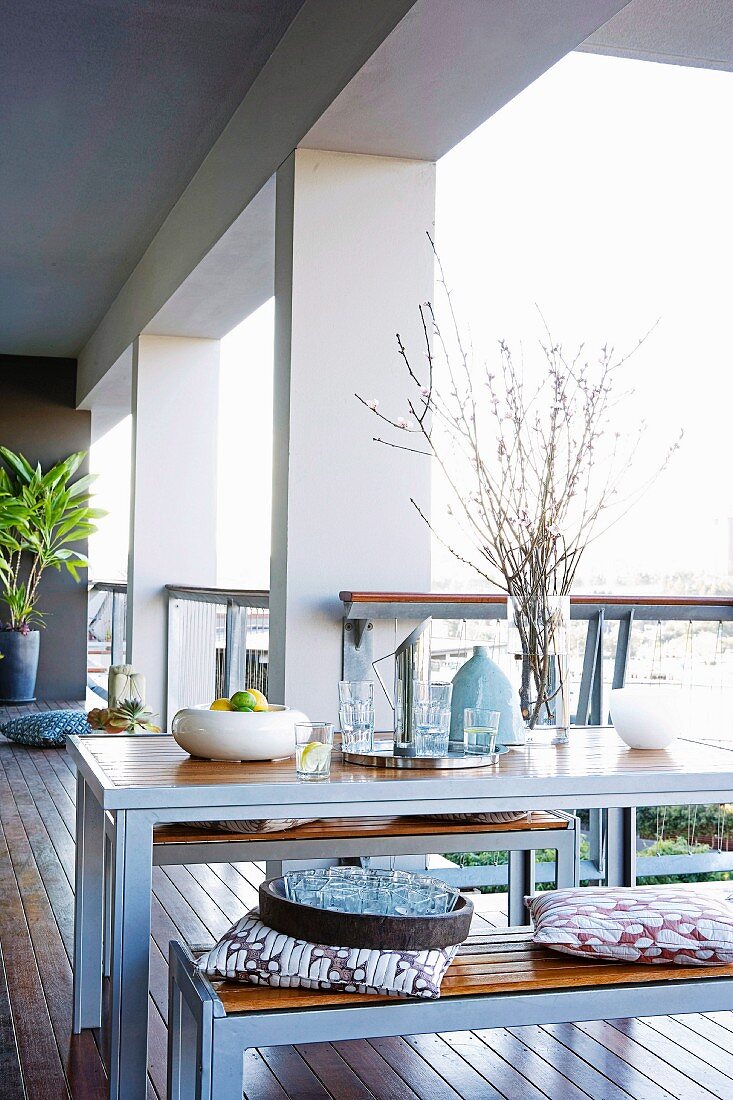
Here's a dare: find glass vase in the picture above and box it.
[507,594,571,747]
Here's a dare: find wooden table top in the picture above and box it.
[67,729,733,813]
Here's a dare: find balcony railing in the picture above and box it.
[340,590,733,886]
[87,580,127,699]
[165,586,269,717]
[88,583,733,887]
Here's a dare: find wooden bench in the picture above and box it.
[102,811,579,973]
[167,930,733,1100]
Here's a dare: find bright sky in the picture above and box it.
[89,50,733,594]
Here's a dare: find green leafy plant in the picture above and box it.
[0,448,104,631]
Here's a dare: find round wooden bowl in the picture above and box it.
[258,877,473,950]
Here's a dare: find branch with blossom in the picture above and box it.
[357,251,681,726]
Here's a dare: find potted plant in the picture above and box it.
[0,448,103,702]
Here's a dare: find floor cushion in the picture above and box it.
[198,909,458,998]
[528,885,733,965]
[0,709,90,748]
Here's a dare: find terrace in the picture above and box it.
[3,2,733,1098]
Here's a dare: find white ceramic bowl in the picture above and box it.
[609,687,683,750]
[171,704,309,761]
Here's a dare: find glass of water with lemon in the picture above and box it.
[295,722,334,780]
[463,708,500,755]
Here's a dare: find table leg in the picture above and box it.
[72,772,105,1031]
[109,809,155,1100]
[508,850,535,925]
[605,807,637,887]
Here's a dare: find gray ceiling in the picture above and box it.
[581,0,733,70]
[0,0,303,358]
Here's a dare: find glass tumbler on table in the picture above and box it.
[338,680,375,753]
[295,722,333,780]
[463,708,500,756]
[412,682,452,757]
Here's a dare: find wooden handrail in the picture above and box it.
[340,591,733,608]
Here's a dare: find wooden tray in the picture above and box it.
[258,876,473,950]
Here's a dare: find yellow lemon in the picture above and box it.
[210,698,235,711]
[298,741,331,773]
[246,688,269,712]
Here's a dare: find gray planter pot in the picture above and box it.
[0,629,41,703]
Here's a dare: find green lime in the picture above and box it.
[230,690,257,712]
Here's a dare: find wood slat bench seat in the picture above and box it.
[167,931,733,1100]
[210,932,733,1012]
[152,809,571,846]
[102,811,580,982]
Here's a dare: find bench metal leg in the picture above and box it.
[211,1038,244,1100]
[508,849,535,925]
[168,941,222,1100]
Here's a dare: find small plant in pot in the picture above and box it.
[0,448,103,703]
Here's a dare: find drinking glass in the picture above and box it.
[463,708,500,755]
[295,722,333,780]
[412,682,452,756]
[338,680,375,753]
[324,882,361,913]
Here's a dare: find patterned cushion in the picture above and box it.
[198,910,458,998]
[188,819,314,834]
[528,886,733,966]
[0,709,90,748]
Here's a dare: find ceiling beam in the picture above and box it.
[76,0,417,405]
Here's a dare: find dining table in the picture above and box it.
[67,727,733,1100]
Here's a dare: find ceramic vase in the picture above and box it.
[449,646,524,747]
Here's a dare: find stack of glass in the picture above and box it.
[282,866,459,916]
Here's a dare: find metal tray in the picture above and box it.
[342,742,509,770]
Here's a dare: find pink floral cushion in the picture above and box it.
[528,886,733,966]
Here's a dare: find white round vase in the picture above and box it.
[609,686,683,750]
[171,704,308,761]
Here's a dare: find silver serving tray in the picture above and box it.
[342,742,509,769]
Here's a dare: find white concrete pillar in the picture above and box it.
[270,149,436,725]
[127,334,220,724]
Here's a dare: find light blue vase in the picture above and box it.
[449,645,523,747]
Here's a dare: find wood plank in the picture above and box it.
[506,1023,643,1100]
[295,1042,377,1100]
[0,756,108,1099]
[439,1031,548,1100]
[575,1019,720,1100]
[402,1033,506,1100]
[473,1027,594,1100]
[329,1039,422,1100]
[609,1017,733,1099]
[367,1036,462,1099]
[0,943,25,1100]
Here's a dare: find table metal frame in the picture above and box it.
[68,732,733,1100]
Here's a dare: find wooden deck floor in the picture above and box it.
[2,706,733,1098]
